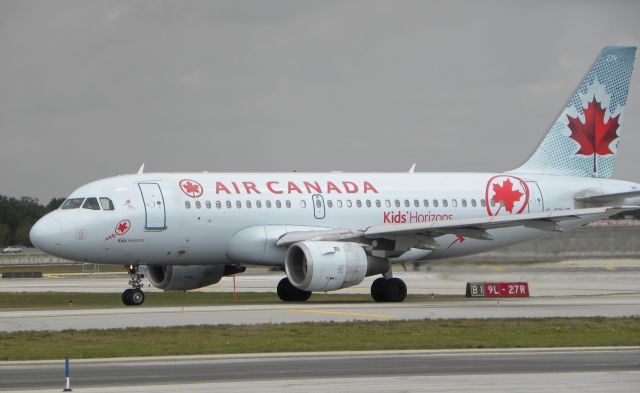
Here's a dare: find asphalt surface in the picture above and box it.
[2,294,639,331]
[0,348,638,391]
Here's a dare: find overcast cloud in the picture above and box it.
[0,0,639,202]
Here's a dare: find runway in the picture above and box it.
[1,294,638,332]
[1,348,638,392]
[2,258,639,296]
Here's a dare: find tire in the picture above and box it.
[122,289,133,305]
[129,289,145,306]
[382,278,407,302]
[277,277,311,302]
[371,277,386,302]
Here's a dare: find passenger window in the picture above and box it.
[404,200,410,208]
[300,200,306,208]
[266,200,272,208]
[395,200,400,208]
[256,200,262,208]
[414,199,419,207]
[82,197,100,210]
[99,198,115,211]
[346,200,352,208]
[490,199,496,207]
[226,201,232,209]
[216,201,222,209]
[443,199,448,207]
[366,200,372,208]
[286,200,291,208]
[60,198,85,210]
[433,199,439,207]
[337,200,343,208]
[195,201,201,209]
[205,201,212,209]
[423,199,429,208]
[185,201,191,209]
[356,200,362,208]
[276,200,282,208]
[246,200,252,208]
[452,199,457,207]
[385,200,391,208]
[471,199,477,207]
[480,199,486,207]
[327,200,333,208]
[236,201,242,208]
[376,200,381,208]
[461,199,467,207]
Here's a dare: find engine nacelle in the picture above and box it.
[147,264,225,291]
[285,241,389,292]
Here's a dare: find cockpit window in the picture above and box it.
[82,197,101,210]
[100,198,115,211]
[60,198,85,209]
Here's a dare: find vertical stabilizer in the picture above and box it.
[514,46,636,178]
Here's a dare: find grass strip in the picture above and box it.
[1,317,638,361]
[0,264,124,274]
[0,292,460,309]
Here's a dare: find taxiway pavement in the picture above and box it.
[1,294,638,332]
[1,348,638,392]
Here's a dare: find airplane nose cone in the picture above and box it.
[30,215,62,254]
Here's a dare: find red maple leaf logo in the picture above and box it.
[179,179,203,198]
[115,219,131,235]
[567,97,619,173]
[491,179,523,214]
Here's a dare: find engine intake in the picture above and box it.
[285,241,388,292]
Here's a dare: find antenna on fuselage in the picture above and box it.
[137,163,145,175]
[408,163,416,174]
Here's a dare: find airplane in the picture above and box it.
[30,46,638,306]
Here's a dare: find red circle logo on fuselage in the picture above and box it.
[115,219,131,236]
[485,175,529,216]
[179,179,203,198]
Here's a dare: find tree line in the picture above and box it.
[0,195,65,247]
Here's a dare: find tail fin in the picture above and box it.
[514,46,636,178]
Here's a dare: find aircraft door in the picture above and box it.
[525,181,544,213]
[138,183,167,230]
[312,194,326,219]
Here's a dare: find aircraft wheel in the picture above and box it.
[129,289,145,306]
[277,277,311,302]
[371,277,386,302]
[122,289,133,306]
[382,278,407,302]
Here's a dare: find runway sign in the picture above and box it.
[466,282,529,297]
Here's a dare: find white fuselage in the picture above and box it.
[31,171,640,266]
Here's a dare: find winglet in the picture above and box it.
[408,163,416,174]
[137,163,145,175]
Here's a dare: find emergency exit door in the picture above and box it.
[312,194,326,219]
[138,183,167,230]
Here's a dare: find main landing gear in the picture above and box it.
[277,277,312,302]
[371,276,407,302]
[122,264,145,306]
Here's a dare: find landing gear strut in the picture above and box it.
[371,277,407,302]
[122,264,145,306]
[277,277,312,302]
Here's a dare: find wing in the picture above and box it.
[277,206,635,247]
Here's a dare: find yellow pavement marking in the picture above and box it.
[286,309,398,319]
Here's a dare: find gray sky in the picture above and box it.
[1,0,639,202]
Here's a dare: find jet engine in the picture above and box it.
[284,241,389,292]
[147,264,244,291]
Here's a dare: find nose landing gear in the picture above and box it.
[122,264,145,306]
